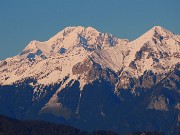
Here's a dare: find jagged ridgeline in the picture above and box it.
[0,26,179,134]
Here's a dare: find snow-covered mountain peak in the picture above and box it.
[152,26,165,31]
[151,26,175,38]
[0,26,179,87]
[0,26,180,132]
[127,26,180,51]
[18,26,127,62]
[48,26,100,42]
[86,26,99,31]
[124,26,180,77]
[0,26,126,85]
[45,26,103,50]
[17,26,102,60]
[132,26,173,44]
[151,26,170,33]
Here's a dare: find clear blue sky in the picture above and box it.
[0,0,180,60]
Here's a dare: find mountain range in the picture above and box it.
[0,26,179,134]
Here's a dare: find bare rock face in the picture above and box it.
[175,103,180,110]
[148,95,169,111]
[72,59,101,81]
[117,70,162,90]
[72,58,118,84]
[140,70,156,88]
[0,61,7,68]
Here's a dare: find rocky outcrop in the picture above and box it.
[148,95,169,111]
[72,59,118,84]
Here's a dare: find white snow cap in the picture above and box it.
[0,25,179,87]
